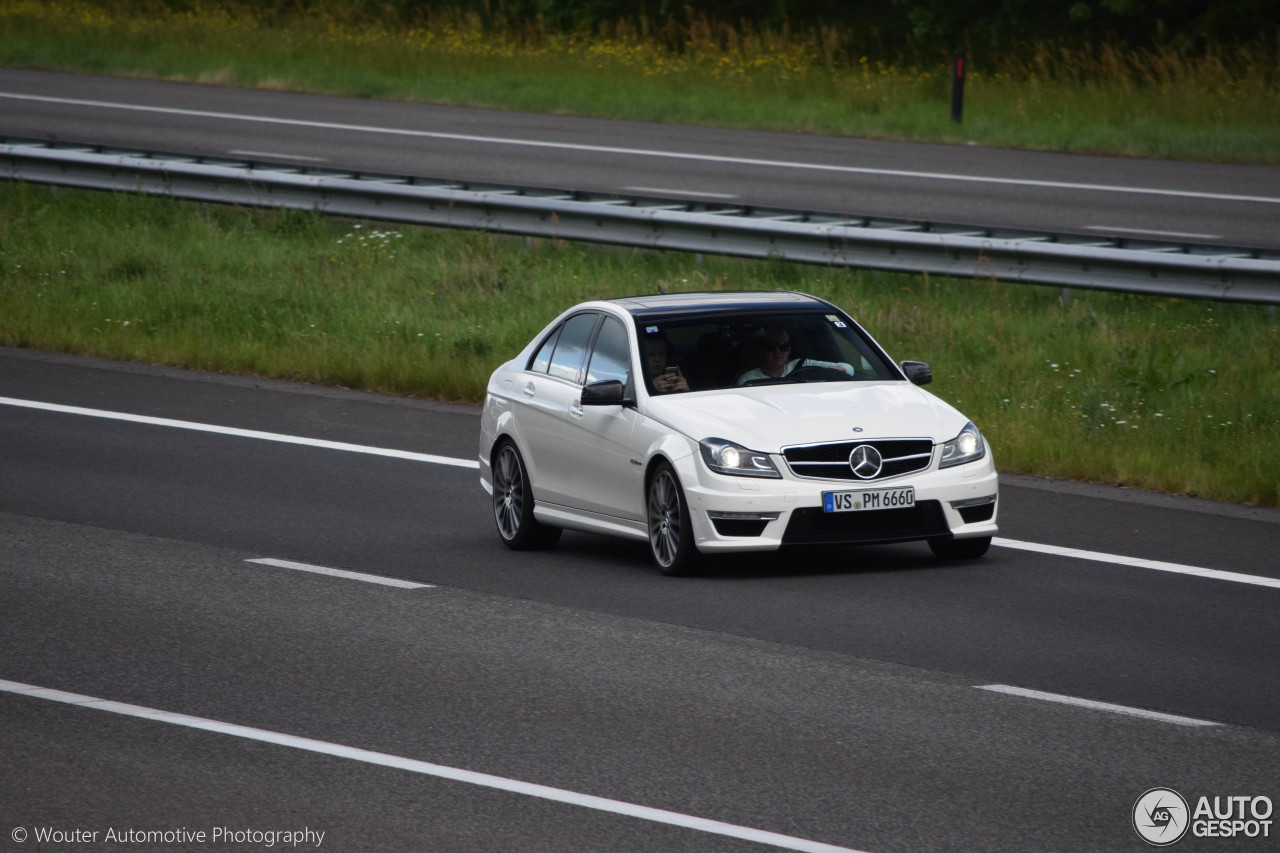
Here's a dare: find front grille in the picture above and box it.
[783,501,949,545]
[783,439,933,481]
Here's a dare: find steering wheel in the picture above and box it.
[743,365,852,386]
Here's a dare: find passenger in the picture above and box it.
[644,332,690,393]
[736,327,852,384]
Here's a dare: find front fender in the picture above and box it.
[479,390,521,493]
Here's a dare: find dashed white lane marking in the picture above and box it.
[621,186,738,199]
[0,396,479,470]
[246,558,432,589]
[6,395,1276,590]
[993,538,1280,589]
[1084,225,1222,240]
[0,679,872,853]
[4,92,1278,206]
[227,149,329,162]
[977,685,1221,727]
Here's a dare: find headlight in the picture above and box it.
[699,438,781,478]
[938,422,986,469]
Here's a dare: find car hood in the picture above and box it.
[645,382,970,451]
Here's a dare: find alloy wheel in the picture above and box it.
[648,468,683,569]
[493,444,524,541]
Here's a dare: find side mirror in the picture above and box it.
[581,379,632,406]
[900,361,932,386]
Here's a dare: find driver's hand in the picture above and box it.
[655,368,689,392]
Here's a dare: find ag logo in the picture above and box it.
[1134,788,1190,846]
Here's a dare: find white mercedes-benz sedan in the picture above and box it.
[479,291,998,574]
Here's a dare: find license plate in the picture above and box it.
[823,487,915,513]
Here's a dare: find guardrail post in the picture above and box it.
[951,52,966,124]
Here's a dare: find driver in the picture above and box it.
[644,331,690,393]
[736,327,853,384]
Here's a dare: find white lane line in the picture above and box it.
[0,396,479,470]
[246,558,432,589]
[5,92,1278,206]
[1084,225,1222,240]
[227,149,329,162]
[993,538,1280,589]
[0,679,872,853]
[977,685,1220,727]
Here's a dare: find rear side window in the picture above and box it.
[530,325,563,374]
[546,313,599,383]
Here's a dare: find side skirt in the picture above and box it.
[534,503,649,543]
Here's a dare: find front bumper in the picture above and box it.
[675,450,998,554]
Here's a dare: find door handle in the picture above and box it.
[568,400,584,419]
[522,382,536,398]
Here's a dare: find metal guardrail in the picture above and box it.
[4,137,1278,304]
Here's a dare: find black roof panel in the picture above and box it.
[609,291,835,319]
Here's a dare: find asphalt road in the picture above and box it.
[2,347,1278,853]
[2,68,1279,250]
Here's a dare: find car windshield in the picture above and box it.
[635,310,900,394]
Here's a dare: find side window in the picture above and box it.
[529,325,563,374]
[585,317,631,386]
[546,313,599,384]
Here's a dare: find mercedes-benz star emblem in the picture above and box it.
[848,444,883,479]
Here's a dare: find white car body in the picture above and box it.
[479,291,998,572]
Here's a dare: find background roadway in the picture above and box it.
[3,68,1279,250]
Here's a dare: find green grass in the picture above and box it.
[2,1,1278,163]
[3,183,1277,506]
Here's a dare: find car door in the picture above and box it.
[563,315,645,521]
[517,312,600,508]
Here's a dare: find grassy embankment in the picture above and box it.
[1,1,1277,163]
[3,183,1277,506]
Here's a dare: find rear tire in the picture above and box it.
[491,441,561,551]
[928,535,991,560]
[647,462,698,575]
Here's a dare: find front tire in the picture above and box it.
[491,441,561,551]
[928,535,991,560]
[647,462,698,575]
